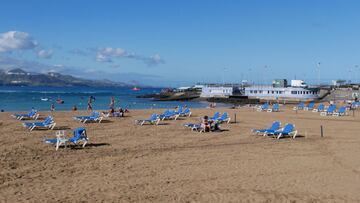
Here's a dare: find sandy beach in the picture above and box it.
[1,106,360,202]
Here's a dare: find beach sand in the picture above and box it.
[1,106,360,202]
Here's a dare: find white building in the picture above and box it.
[244,85,320,102]
[200,85,233,97]
[291,80,307,87]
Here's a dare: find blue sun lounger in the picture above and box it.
[12,109,39,120]
[252,121,281,136]
[320,104,336,116]
[159,110,179,120]
[266,123,298,139]
[312,104,324,112]
[74,111,103,123]
[351,101,360,109]
[184,123,204,132]
[304,102,315,111]
[175,106,183,114]
[22,116,56,131]
[44,128,89,150]
[214,112,231,124]
[293,102,305,110]
[209,112,220,121]
[179,108,192,117]
[74,111,97,120]
[257,103,269,111]
[135,114,160,125]
[333,106,348,116]
[267,103,279,112]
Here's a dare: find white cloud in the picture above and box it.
[109,64,121,68]
[145,54,164,66]
[95,46,165,66]
[95,47,126,62]
[96,53,112,62]
[0,31,54,59]
[99,47,126,57]
[69,48,93,56]
[53,64,64,68]
[0,31,38,52]
[36,49,53,59]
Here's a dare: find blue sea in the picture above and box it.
[0,86,214,112]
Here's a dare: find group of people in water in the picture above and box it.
[47,96,129,116]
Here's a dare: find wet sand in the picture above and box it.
[1,106,360,202]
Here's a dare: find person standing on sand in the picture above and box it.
[87,97,93,111]
[50,103,55,111]
[109,96,115,109]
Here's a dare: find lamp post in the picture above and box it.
[248,68,252,85]
[263,65,268,86]
[317,62,321,86]
[348,68,352,84]
[355,65,359,84]
[222,67,227,85]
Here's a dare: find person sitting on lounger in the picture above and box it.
[201,116,211,132]
[118,108,124,117]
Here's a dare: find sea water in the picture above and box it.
[0,86,213,112]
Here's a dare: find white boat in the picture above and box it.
[41,97,49,101]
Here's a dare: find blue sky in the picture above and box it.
[1,0,360,86]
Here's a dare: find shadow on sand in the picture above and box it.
[65,143,110,150]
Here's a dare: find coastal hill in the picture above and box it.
[0,68,130,87]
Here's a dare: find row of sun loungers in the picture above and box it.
[12,109,105,133]
[11,109,57,131]
[19,111,102,133]
[293,102,315,111]
[9,110,111,151]
[252,121,298,139]
[184,112,231,133]
[293,102,349,116]
[320,105,348,116]
[135,108,192,125]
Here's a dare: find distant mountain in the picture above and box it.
[0,68,131,87]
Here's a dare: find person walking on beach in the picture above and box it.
[87,96,93,111]
[109,96,115,109]
[50,103,55,111]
